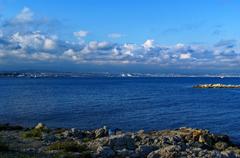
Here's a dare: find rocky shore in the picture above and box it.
[193,84,240,89]
[1,123,240,158]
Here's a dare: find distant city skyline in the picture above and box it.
[0,0,240,74]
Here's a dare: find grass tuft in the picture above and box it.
[48,141,88,153]
[82,138,92,143]
[22,129,43,139]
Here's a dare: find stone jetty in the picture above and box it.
[193,84,240,89]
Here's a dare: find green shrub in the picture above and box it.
[48,141,88,153]
[22,129,43,139]
[22,127,51,139]
[82,138,92,143]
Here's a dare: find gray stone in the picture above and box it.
[42,134,57,143]
[116,148,138,158]
[221,150,239,158]
[147,149,161,158]
[214,142,229,151]
[95,126,108,138]
[97,146,115,158]
[62,130,71,137]
[34,123,46,130]
[136,145,157,157]
[109,134,136,150]
[210,150,222,158]
[148,145,183,158]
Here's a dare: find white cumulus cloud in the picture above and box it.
[44,38,55,50]
[143,39,154,49]
[15,7,34,23]
[179,53,192,59]
[73,30,89,38]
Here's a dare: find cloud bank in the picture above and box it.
[0,7,240,73]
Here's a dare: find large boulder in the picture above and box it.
[95,126,108,138]
[115,148,138,157]
[34,123,47,130]
[109,134,136,150]
[96,146,115,158]
[221,150,240,158]
[214,142,229,151]
[136,145,157,158]
[147,145,182,158]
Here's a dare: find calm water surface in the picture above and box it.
[1,77,240,141]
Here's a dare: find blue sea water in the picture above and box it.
[1,77,240,142]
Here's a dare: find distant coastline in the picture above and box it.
[1,71,240,78]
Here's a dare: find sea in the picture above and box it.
[1,77,240,142]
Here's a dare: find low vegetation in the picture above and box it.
[21,123,50,139]
[48,141,88,152]
[22,129,43,139]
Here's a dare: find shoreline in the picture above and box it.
[1,123,240,158]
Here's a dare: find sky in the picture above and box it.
[0,0,240,74]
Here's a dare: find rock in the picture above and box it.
[71,128,76,133]
[110,128,123,135]
[160,136,183,146]
[193,84,240,89]
[42,134,57,143]
[136,145,157,157]
[137,130,145,134]
[214,134,230,143]
[210,150,223,157]
[132,134,142,143]
[198,134,213,146]
[88,136,110,151]
[62,130,71,138]
[1,124,240,158]
[116,148,139,158]
[109,134,136,150]
[116,148,131,157]
[147,145,182,158]
[71,129,85,138]
[192,129,203,140]
[34,123,47,130]
[214,142,229,151]
[198,149,209,157]
[96,146,115,158]
[221,150,239,158]
[147,149,161,158]
[61,128,85,139]
[159,145,182,158]
[95,126,108,138]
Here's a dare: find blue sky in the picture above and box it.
[0,0,240,74]
[2,0,240,44]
